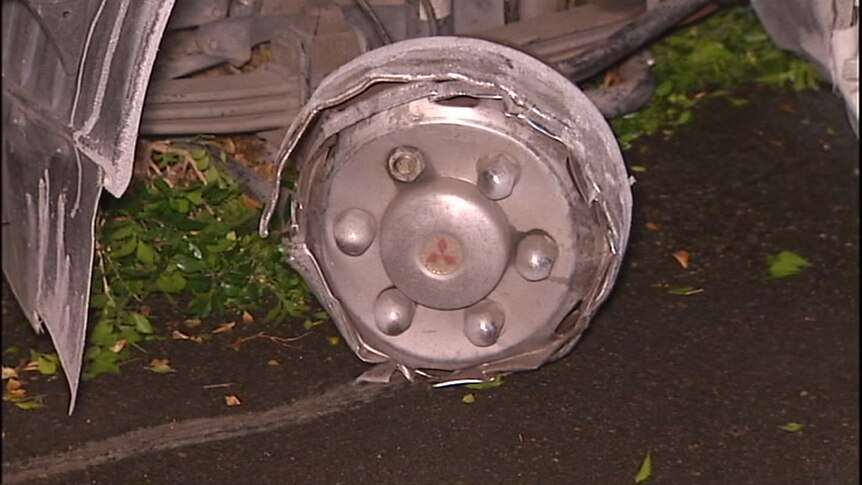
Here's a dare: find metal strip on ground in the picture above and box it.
[1,381,402,484]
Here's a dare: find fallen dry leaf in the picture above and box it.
[5,388,27,400]
[2,367,18,380]
[242,194,263,210]
[667,286,705,296]
[6,378,22,392]
[672,250,691,269]
[21,361,39,372]
[603,70,623,87]
[230,331,310,351]
[242,311,255,325]
[110,339,127,353]
[172,330,190,340]
[146,358,176,374]
[645,222,661,231]
[183,318,202,328]
[172,330,204,343]
[202,383,232,389]
[4,377,28,401]
[225,395,242,407]
[213,322,236,334]
[267,359,280,366]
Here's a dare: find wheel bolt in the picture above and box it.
[333,208,376,256]
[476,153,520,200]
[515,231,558,281]
[387,146,425,182]
[464,300,505,347]
[374,288,416,336]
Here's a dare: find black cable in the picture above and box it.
[556,0,713,82]
[581,50,656,119]
[419,0,439,36]
[355,0,392,45]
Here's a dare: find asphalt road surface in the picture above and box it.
[2,87,858,485]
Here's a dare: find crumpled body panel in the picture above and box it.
[1,0,174,412]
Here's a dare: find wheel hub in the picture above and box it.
[261,37,632,381]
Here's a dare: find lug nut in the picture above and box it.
[387,146,425,182]
[476,153,520,200]
[464,300,505,347]
[515,231,558,281]
[374,288,416,336]
[333,208,376,256]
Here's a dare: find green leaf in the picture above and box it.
[136,241,156,265]
[154,273,187,293]
[191,148,208,161]
[205,237,236,253]
[188,294,213,318]
[119,326,143,345]
[83,352,122,380]
[170,197,191,214]
[110,237,138,258]
[89,293,108,310]
[465,377,505,390]
[30,350,59,376]
[655,80,673,97]
[13,398,44,410]
[634,452,652,483]
[158,212,207,231]
[129,312,154,334]
[174,256,206,273]
[779,422,805,432]
[744,31,768,43]
[461,393,476,404]
[202,186,232,204]
[152,178,171,192]
[767,251,811,278]
[105,222,137,241]
[186,276,212,294]
[185,240,204,260]
[205,167,221,184]
[90,317,117,347]
[630,166,648,173]
[185,190,204,206]
[195,156,211,171]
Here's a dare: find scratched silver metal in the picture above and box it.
[1,0,175,412]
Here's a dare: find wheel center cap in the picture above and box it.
[379,178,510,310]
[420,234,462,276]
